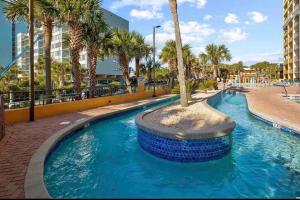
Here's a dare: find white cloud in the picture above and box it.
[196,0,207,8]
[218,28,247,43]
[203,15,213,21]
[162,20,215,36]
[110,0,165,10]
[225,13,239,24]
[110,0,207,11]
[145,20,215,53]
[232,52,283,66]
[248,11,268,23]
[179,0,207,8]
[130,9,163,20]
[191,47,205,56]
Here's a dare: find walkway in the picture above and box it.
[0,95,174,199]
[245,86,300,133]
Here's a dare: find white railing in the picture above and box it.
[228,80,270,88]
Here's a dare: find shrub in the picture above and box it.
[8,84,21,92]
[198,80,218,90]
[109,81,121,87]
[171,81,196,94]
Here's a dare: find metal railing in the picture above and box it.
[0,85,134,109]
[0,83,169,110]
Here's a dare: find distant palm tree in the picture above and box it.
[199,53,209,78]
[182,44,194,79]
[4,0,58,94]
[52,60,71,89]
[160,40,177,73]
[140,60,160,82]
[168,0,188,107]
[131,32,151,80]
[56,0,97,97]
[111,29,135,93]
[204,44,232,80]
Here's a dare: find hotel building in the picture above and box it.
[283,0,300,80]
[16,8,129,82]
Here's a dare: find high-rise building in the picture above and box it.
[283,0,300,80]
[16,8,128,81]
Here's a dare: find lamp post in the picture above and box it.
[152,25,161,97]
[29,0,35,121]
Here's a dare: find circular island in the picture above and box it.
[135,92,236,162]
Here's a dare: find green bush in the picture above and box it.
[8,84,21,92]
[171,81,196,94]
[198,80,218,90]
[109,81,121,87]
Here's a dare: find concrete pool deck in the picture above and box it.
[244,86,300,134]
[0,94,175,199]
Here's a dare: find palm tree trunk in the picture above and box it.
[147,67,152,82]
[59,75,64,89]
[135,57,140,78]
[118,53,133,93]
[87,47,97,98]
[69,23,83,99]
[213,65,218,80]
[169,0,188,107]
[42,19,53,100]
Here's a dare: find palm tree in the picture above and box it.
[199,53,209,78]
[140,60,160,82]
[160,40,192,83]
[4,0,58,94]
[52,60,71,89]
[131,32,151,81]
[81,2,109,97]
[110,29,135,93]
[160,40,177,73]
[182,44,194,79]
[167,0,188,107]
[56,0,97,97]
[204,44,232,80]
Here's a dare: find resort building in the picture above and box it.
[283,0,300,80]
[16,8,128,82]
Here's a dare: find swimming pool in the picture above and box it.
[44,92,300,198]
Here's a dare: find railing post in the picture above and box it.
[0,96,5,141]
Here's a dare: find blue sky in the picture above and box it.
[0,0,283,67]
[102,0,283,66]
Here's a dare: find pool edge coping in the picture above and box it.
[24,95,177,199]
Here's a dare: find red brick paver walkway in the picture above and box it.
[246,86,300,132]
[0,95,173,199]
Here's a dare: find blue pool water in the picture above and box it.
[44,92,300,198]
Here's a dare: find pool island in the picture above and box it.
[135,92,236,162]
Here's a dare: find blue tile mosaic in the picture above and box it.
[138,129,232,162]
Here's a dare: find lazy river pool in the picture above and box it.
[44,92,300,198]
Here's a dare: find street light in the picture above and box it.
[152,25,161,97]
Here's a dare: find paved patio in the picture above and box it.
[0,95,173,199]
[246,86,300,133]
